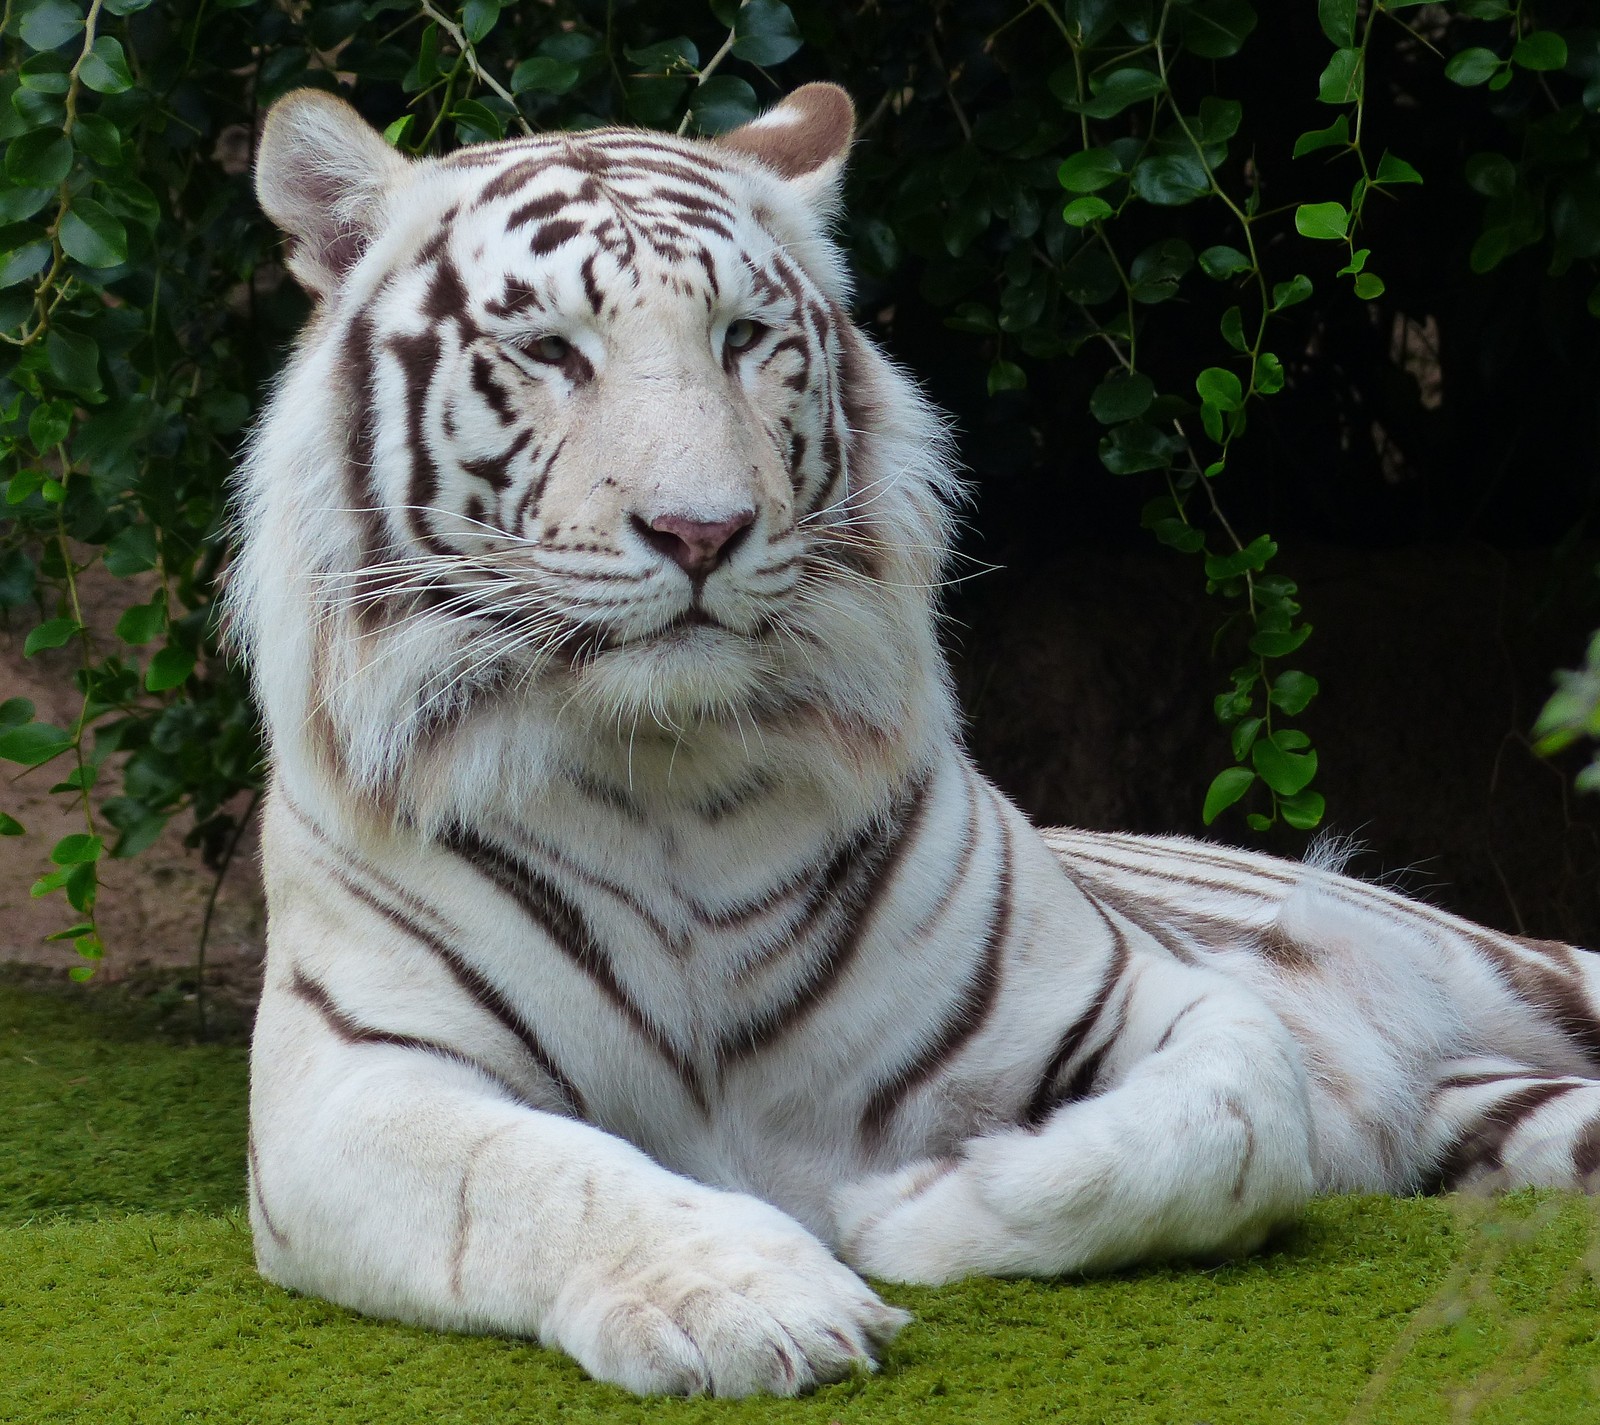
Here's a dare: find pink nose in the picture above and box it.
[634,510,755,578]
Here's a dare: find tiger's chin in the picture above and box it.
[565,626,776,729]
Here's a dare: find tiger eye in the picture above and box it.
[724,319,763,352]
[534,334,572,363]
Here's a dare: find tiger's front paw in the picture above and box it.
[544,1192,909,1397]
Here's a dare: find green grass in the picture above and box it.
[3,971,1598,1424]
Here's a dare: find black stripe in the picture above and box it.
[716,773,933,1066]
[860,806,1014,1147]
[339,312,391,626]
[321,862,586,1118]
[911,766,983,937]
[247,1129,289,1249]
[287,964,563,1114]
[1433,1080,1582,1188]
[1023,894,1133,1128]
[1154,996,1206,1053]
[443,825,707,1112]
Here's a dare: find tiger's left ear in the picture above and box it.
[713,83,855,218]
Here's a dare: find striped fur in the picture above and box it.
[231,85,1600,1398]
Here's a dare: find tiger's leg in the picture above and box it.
[1424,1057,1600,1191]
[832,956,1318,1284]
[249,979,906,1397]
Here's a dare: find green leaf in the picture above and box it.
[18,0,84,51]
[1269,670,1320,715]
[1374,151,1423,186]
[462,0,500,44]
[624,37,700,72]
[1279,789,1326,831]
[1465,152,1517,198]
[986,359,1026,395]
[20,52,72,93]
[1512,32,1567,72]
[1057,148,1124,194]
[1131,154,1211,206]
[115,598,166,645]
[1293,115,1350,158]
[1317,0,1357,48]
[1203,767,1256,824]
[44,921,96,941]
[23,617,80,655]
[1249,623,1313,657]
[1231,716,1263,761]
[1220,305,1247,351]
[0,812,24,835]
[1068,67,1164,119]
[1205,534,1276,580]
[5,128,72,186]
[1294,201,1349,240]
[0,721,72,766]
[29,397,73,449]
[1318,48,1362,104]
[382,114,414,147]
[0,698,36,731]
[1198,245,1251,279]
[510,56,579,95]
[943,302,997,335]
[45,325,101,397]
[50,832,102,865]
[1254,351,1286,395]
[145,644,196,692]
[1090,371,1155,424]
[1353,271,1385,299]
[1253,734,1319,797]
[59,195,127,267]
[1446,47,1503,87]
[78,36,134,94]
[733,0,803,67]
[1271,274,1314,310]
[1178,0,1257,60]
[70,111,121,165]
[1195,367,1244,412]
[450,100,503,145]
[0,223,52,288]
[1129,237,1193,303]
[1196,97,1243,143]
[1099,418,1184,474]
[689,76,759,136]
[1337,247,1370,276]
[1061,195,1113,226]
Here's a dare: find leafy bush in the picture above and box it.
[2,0,1597,974]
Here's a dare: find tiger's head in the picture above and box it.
[233,84,962,824]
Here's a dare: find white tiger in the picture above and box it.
[231,82,1600,1398]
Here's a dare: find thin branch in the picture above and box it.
[677,2,746,137]
[418,0,534,136]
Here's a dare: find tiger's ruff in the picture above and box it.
[233,83,1600,1397]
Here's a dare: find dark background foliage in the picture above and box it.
[2,0,1599,974]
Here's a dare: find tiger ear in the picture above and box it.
[256,88,410,298]
[713,83,855,218]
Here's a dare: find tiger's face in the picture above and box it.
[244,86,957,809]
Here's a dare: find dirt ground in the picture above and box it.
[0,571,266,1009]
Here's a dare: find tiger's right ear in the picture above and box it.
[256,89,410,298]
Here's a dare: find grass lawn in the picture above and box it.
[3,969,1597,1424]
